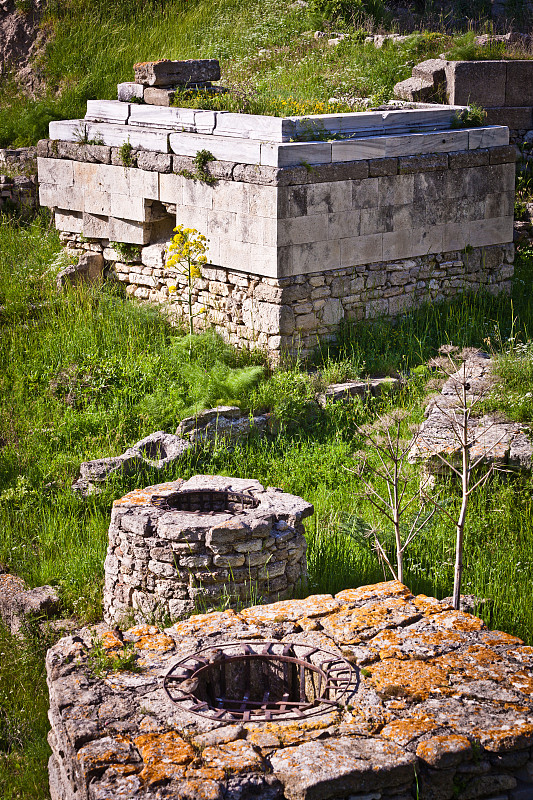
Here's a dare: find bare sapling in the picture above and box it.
[420,348,505,610]
[345,410,436,586]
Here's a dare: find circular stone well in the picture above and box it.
[48,581,533,800]
[103,475,313,625]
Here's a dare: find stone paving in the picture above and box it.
[48,580,533,800]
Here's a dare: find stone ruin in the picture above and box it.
[104,475,312,625]
[395,57,533,143]
[36,59,516,358]
[47,579,533,800]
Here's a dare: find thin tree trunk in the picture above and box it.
[453,387,469,610]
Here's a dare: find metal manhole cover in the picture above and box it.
[163,640,359,722]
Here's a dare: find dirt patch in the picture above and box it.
[0,0,47,95]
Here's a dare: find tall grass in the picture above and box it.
[0,0,452,145]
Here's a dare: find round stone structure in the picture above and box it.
[103,475,312,625]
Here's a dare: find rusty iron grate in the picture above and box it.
[163,641,359,722]
[151,489,260,515]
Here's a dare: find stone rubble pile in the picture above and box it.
[47,580,533,800]
[118,58,226,107]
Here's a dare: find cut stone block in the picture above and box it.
[393,76,436,102]
[446,60,507,107]
[261,141,332,168]
[468,126,509,149]
[133,59,221,87]
[214,112,285,141]
[82,212,110,239]
[54,209,83,233]
[170,131,262,164]
[117,82,144,102]
[505,60,533,106]
[49,120,170,153]
[110,194,150,222]
[85,100,130,124]
[39,184,84,212]
[129,104,196,131]
[143,87,178,107]
[108,216,151,245]
[485,107,533,129]
[412,58,447,86]
[37,157,74,186]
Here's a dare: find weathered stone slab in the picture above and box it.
[316,376,399,407]
[85,100,130,124]
[468,126,509,149]
[261,141,332,167]
[117,82,144,102]
[505,60,533,106]
[49,120,171,153]
[133,59,221,87]
[170,131,262,164]
[446,60,507,106]
[410,352,533,475]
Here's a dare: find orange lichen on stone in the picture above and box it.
[127,625,159,639]
[134,732,195,784]
[297,617,321,632]
[508,671,533,694]
[371,628,465,660]
[320,598,421,644]
[201,740,263,773]
[481,630,524,647]
[185,767,226,781]
[246,730,282,750]
[114,482,179,507]
[431,610,485,631]
[240,595,340,624]
[134,633,175,651]
[380,718,438,746]
[101,631,124,651]
[413,594,453,615]
[369,658,450,699]
[471,723,533,752]
[171,610,239,637]
[335,580,412,607]
[507,646,533,662]
[416,734,472,768]
[177,779,224,800]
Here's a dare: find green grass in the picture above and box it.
[1,220,533,799]
[0,0,454,146]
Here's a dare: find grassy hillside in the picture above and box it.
[0,0,467,146]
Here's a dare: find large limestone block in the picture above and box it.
[117,82,144,102]
[170,131,262,164]
[108,216,151,245]
[54,210,83,233]
[49,120,171,153]
[39,184,84,212]
[37,157,74,186]
[468,126,509,149]
[446,60,507,106]
[85,100,130,124]
[214,112,285,141]
[133,59,221,87]
[261,141,332,167]
[393,76,435,102]
[505,60,533,106]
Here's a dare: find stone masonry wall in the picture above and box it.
[43,140,516,358]
[104,476,312,625]
[61,230,513,357]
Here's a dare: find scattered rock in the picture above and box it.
[394,58,447,102]
[409,352,533,475]
[316,377,399,408]
[0,573,60,634]
[71,431,193,496]
[365,33,411,48]
[56,252,104,290]
[176,406,269,444]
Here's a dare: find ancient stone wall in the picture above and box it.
[0,146,38,215]
[39,138,515,358]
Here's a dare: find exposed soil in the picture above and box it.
[0,0,46,95]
